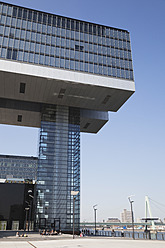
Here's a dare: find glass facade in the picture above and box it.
[0,2,133,80]
[0,183,34,230]
[0,155,38,180]
[36,105,80,232]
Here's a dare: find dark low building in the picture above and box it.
[0,182,35,230]
[0,155,37,230]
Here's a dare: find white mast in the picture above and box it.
[145,195,155,230]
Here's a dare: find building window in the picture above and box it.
[20,83,26,94]
[7,48,12,59]
[12,7,17,17]
[23,9,28,19]
[7,48,18,60]
[17,115,22,122]
[75,45,84,51]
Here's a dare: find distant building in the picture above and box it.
[121,209,132,223]
[107,218,121,223]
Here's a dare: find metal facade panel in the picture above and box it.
[0,59,135,112]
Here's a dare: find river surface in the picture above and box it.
[81,229,165,240]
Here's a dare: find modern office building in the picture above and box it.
[0,2,135,232]
[0,155,38,180]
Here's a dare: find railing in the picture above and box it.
[81,229,165,240]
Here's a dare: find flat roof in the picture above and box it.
[0,1,129,33]
[0,154,38,160]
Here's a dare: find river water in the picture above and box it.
[81,229,165,240]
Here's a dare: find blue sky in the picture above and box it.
[0,0,165,222]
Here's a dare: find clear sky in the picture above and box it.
[0,0,165,222]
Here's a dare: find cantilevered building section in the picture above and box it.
[0,2,135,232]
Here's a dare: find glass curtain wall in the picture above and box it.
[0,2,134,80]
[36,105,80,232]
[0,155,38,180]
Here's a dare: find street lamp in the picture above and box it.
[28,189,34,232]
[128,196,135,239]
[24,207,29,231]
[71,191,79,239]
[93,204,97,236]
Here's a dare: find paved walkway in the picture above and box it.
[0,238,165,248]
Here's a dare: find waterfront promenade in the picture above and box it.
[0,235,165,248]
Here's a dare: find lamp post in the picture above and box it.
[93,204,97,236]
[128,196,135,239]
[71,191,79,239]
[24,207,29,231]
[27,189,34,232]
